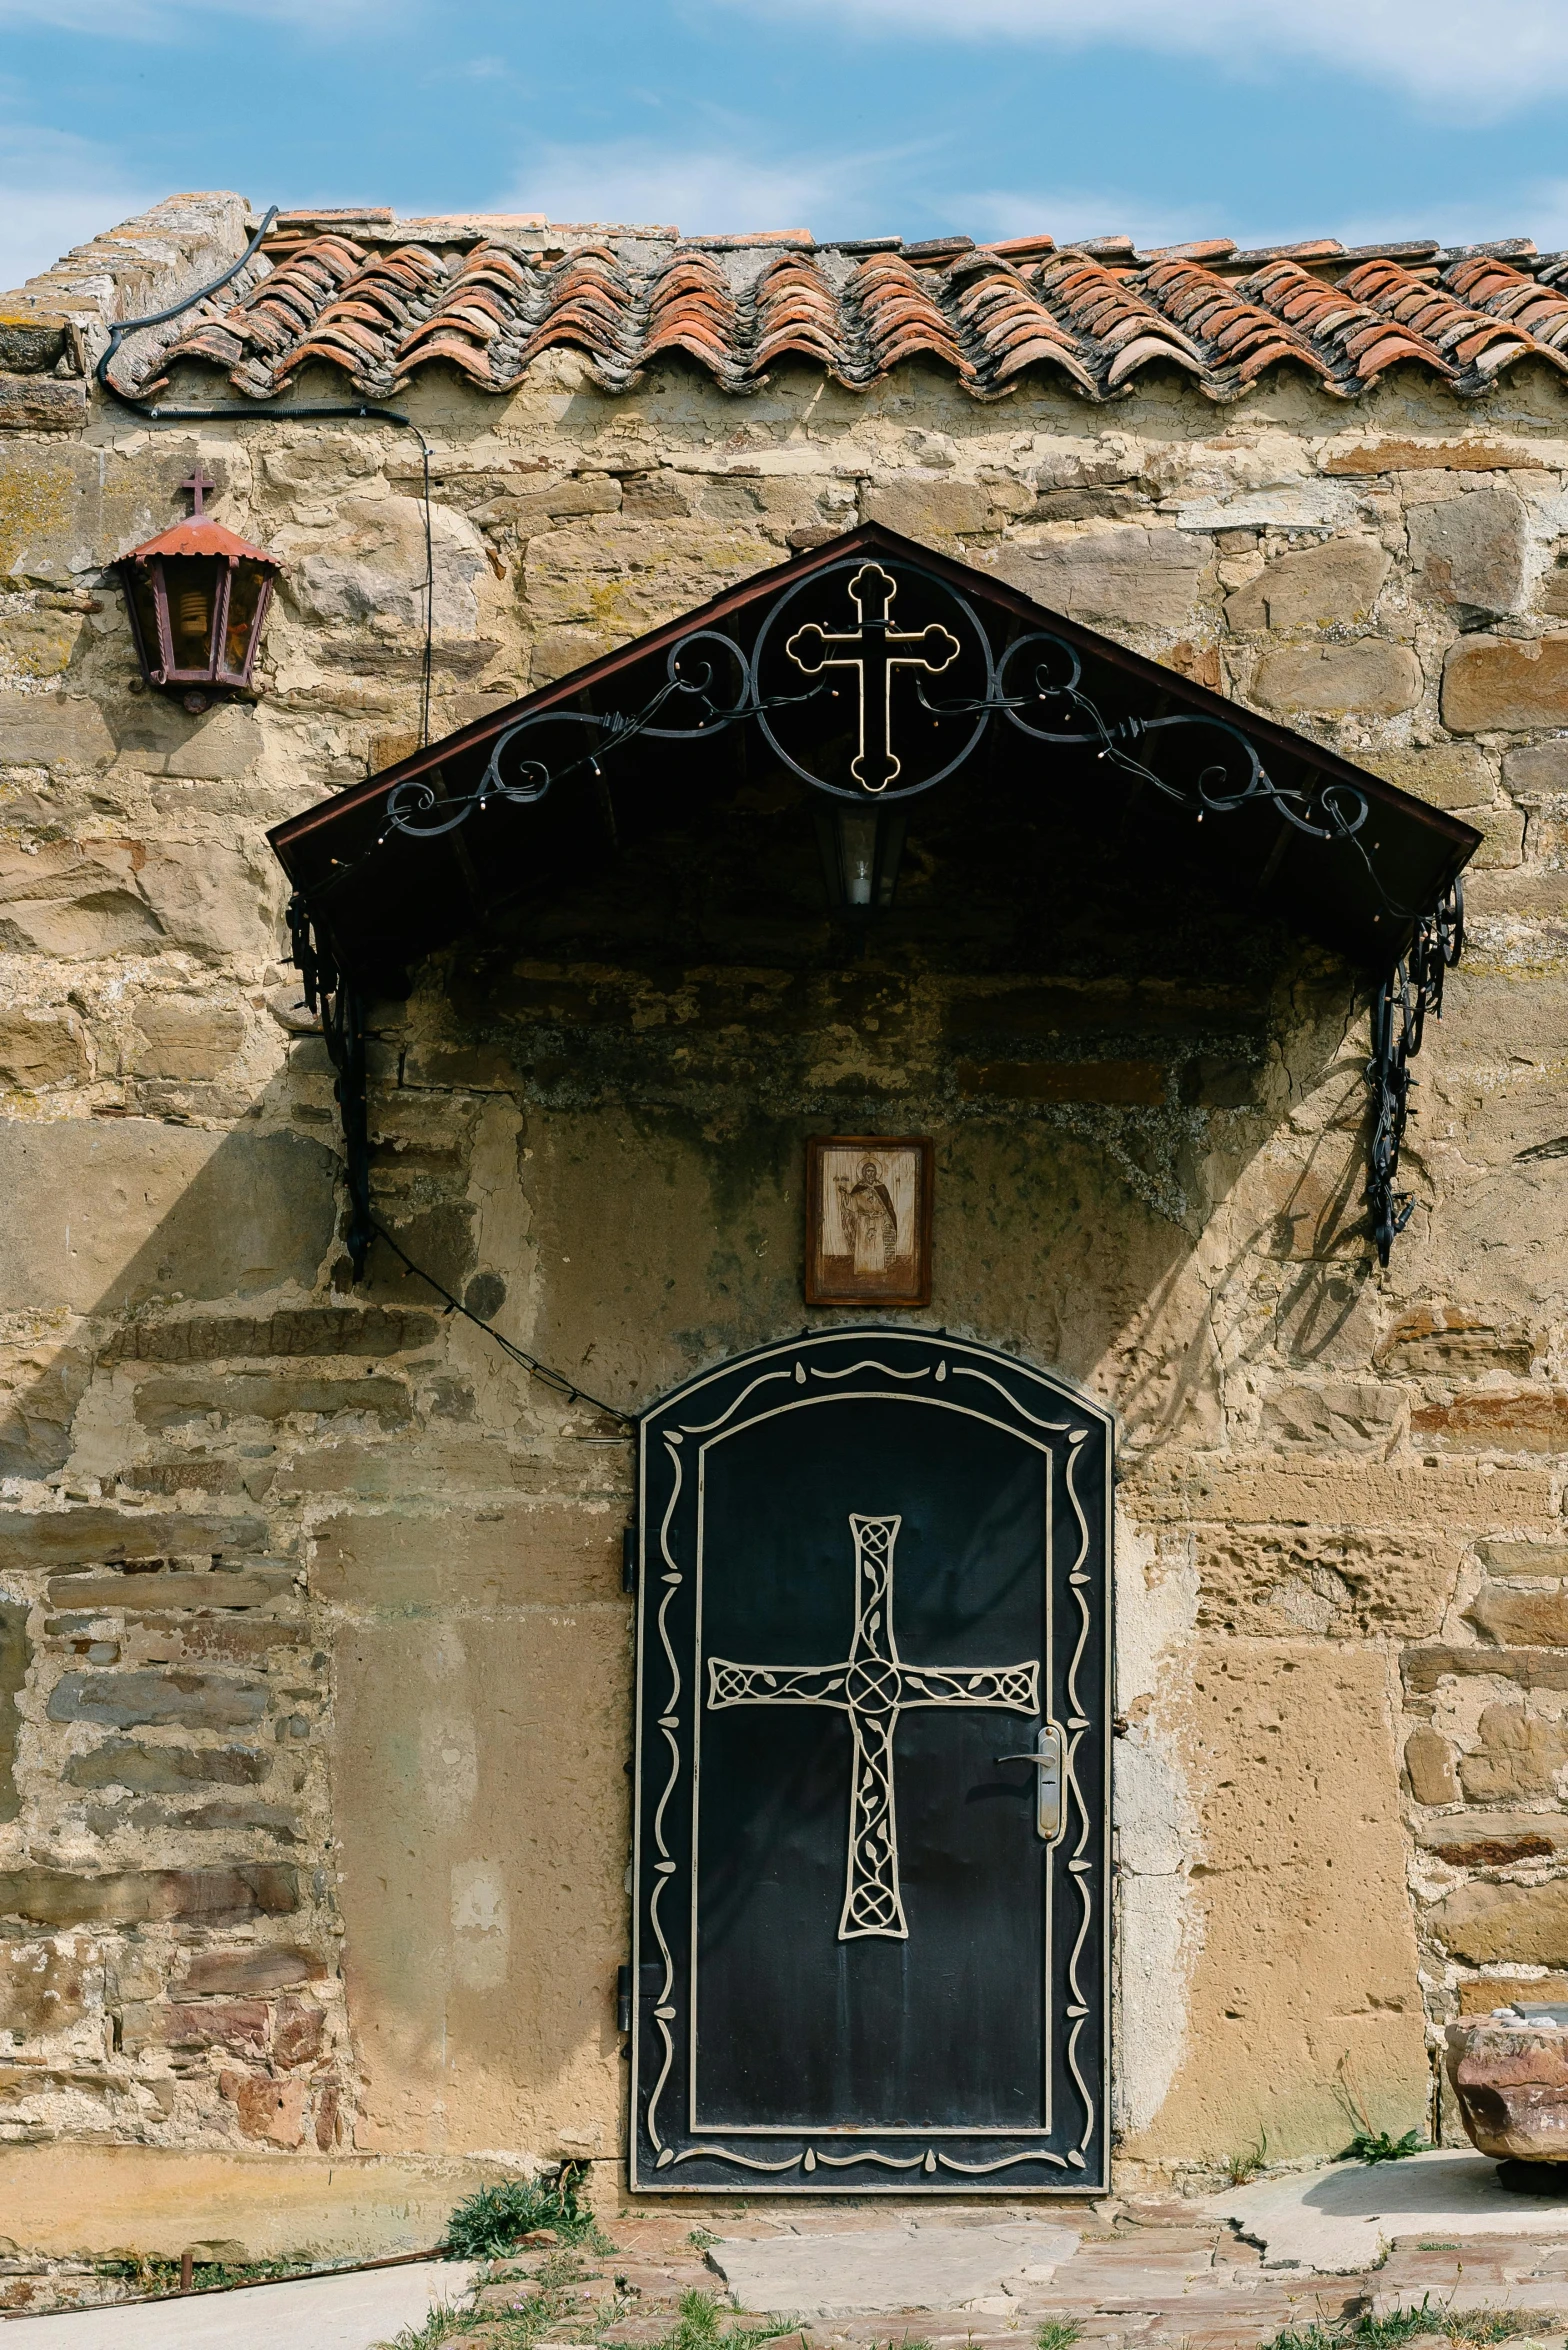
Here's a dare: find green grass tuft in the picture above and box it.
[1261,2299,1532,2350]
[445,2163,597,2259]
[1037,2322,1083,2350]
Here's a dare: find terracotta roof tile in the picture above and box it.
[127,219,1568,407]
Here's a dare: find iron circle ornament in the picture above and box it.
[751,556,995,801]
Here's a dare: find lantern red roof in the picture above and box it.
[120,513,280,567]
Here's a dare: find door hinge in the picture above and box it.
[622,1526,638,1594]
[617,1961,663,2033]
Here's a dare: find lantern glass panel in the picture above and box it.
[222,565,264,679]
[162,556,221,674]
[128,567,164,673]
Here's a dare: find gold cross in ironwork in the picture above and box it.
[707,1513,1039,1941]
[785,563,961,793]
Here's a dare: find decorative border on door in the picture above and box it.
[629,1326,1113,2194]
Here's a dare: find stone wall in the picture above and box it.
[0,195,1567,2205]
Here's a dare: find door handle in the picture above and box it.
[995,1723,1066,1843]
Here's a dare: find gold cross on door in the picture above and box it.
[706,1513,1040,1940]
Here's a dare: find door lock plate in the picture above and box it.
[995,1723,1066,1842]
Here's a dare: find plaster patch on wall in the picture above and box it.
[420,1710,479,1833]
[450,1860,511,1993]
[1113,1516,1203,2138]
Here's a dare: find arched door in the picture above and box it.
[629,1327,1112,2193]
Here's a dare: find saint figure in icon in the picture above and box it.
[836,1157,899,1276]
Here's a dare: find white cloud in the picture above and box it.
[497,137,923,239]
[956,186,1217,253]
[718,0,1568,112]
[0,128,154,291]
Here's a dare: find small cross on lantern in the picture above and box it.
[115,468,281,711]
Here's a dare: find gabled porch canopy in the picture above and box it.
[270,522,1479,1276]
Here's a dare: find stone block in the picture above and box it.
[1405,1726,1458,1805]
[474,475,622,534]
[1124,1640,1426,2166]
[1370,744,1495,811]
[0,440,227,588]
[1376,1307,1537,1376]
[0,1867,297,1927]
[277,495,489,636]
[0,1125,336,1314]
[1468,1587,1568,1646]
[1128,1455,1554,1532]
[1431,1878,1568,1965]
[1471,800,1526,867]
[272,1998,325,2067]
[1224,537,1389,631]
[111,702,261,783]
[0,377,85,431]
[1410,489,1528,615]
[1405,1648,1568,1696]
[1258,1381,1404,1450]
[63,1741,269,1793]
[136,841,286,963]
[1443,635,1568,733]
[1417,1811,1568,1864]
[46,1670,270,1730]
[1252,639,1422,717]
[993,526,1203,632]
[92,1615,307,1664]
[1412,1390,1568,1449]
[48,1567,294,1611]
[0,1602,26,1827]
[1321,438,1538,474]
[132,1374,410,1431]
[101,1307,438,1367]
[0,316,69,372]
[0,1007,90,1090]
[1197,1526,1455,1640]
[0,1945,86,2042]
[1460,1975,1568,2014]
[862,480,998,540]
[178,1947,326,1996]
[130,999,247,1080]
[0,1512,265,1570]
[0,609,84,679]
[1480,1540,1568,1579]
[1446,2013,1568,2159]
[310,1503,623,1608]
[1459,1704,1568,1800]
[525,517,778,646]
[1504,741,1568,798]
[0,1340,91,1477]
[217,2070,309,2147]
[0,697,115,773]
[0,835,281,960]
[122,1998,269,2054]
[955,1058,1166,1104]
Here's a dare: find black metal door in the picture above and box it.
[629,1328,1111,2193]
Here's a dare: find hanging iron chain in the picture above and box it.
[1366,880,1465,1267]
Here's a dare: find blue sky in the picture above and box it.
[4,0,1568,288]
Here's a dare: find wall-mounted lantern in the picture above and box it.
[116,470,281,713]
[814,801,908,913]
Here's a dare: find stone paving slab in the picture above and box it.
[709,2221,1080,2315]
[1210,2153,1568,2274]
[0,2259,475,2345]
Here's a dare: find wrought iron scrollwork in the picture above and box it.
[287,551,1470,1276]
[1366,880,1465,1267]
[288,894,371,1280]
